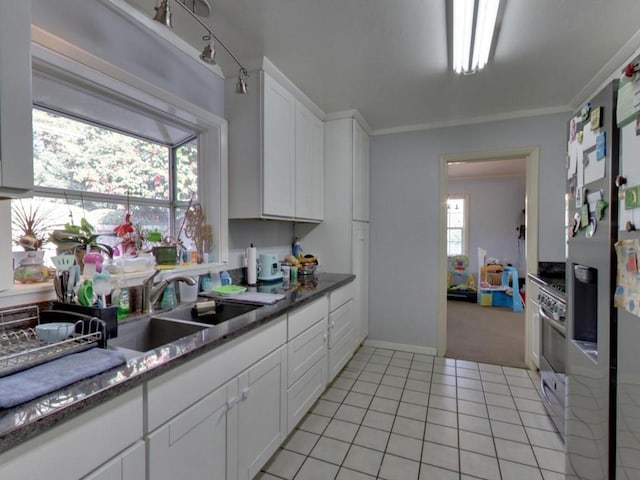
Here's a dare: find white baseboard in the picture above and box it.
[363,339,438,356]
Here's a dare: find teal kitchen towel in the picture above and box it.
[0,348,127,409]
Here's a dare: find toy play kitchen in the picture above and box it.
[257,253,282,282]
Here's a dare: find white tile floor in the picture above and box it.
[257,346,565,480]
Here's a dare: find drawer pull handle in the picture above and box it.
[241,387,250,400]
[323,333,327,343]
[227,397,238,409]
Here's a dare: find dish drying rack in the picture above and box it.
[0,305,105,378]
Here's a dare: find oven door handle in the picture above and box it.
[539,307,566,336]
[540,379,552,405]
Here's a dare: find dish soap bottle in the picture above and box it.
[220,271,231,286]
[292,237,302,257]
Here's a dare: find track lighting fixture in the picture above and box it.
[199,35,216,64]
[235,68,248,95]
[153,0,249,93]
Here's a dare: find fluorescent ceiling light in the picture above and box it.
[453,0,500,75]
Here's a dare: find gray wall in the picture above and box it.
[448,175,526,277]
[31,0,225,119]
[368,113,567,349]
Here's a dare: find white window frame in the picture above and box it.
[0,28,229,305]
[446,193,469,257]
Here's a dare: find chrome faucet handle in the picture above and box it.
[144,269,161,287]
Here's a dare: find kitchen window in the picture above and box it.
[447,194,469,256]
[20,106,199,258]
[9,41,228,272]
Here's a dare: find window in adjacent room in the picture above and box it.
[446,194,469,256]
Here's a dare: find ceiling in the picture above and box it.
[126,0,640,133]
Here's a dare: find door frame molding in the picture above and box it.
[438,147,540,369]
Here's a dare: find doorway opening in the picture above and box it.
[438,147,539,369]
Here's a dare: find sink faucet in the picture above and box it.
[142,269,198,313]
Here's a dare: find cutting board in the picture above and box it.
[224,292,285,305]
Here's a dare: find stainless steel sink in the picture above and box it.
[154,302,261,326]
[109,316,208,353]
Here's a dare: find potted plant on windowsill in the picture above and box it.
[11,200,53,283]
[50,217,113,270]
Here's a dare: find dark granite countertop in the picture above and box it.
[0,272,355,454]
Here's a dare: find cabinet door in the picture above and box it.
[352,121,369,221]
[288,317,328,386]
[329,328,354,382]
[83,441,145,480]
[329,299,353,348]
[147,381,232,480]
[263,73,296,218]
[0,1,33,194]
[237,346,287,480]
[352,221,370,345]
[295,101,324,221]
[287,355,327,434]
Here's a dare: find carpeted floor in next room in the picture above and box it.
[446,300,525,369]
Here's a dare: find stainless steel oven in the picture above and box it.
[538,284,567,439]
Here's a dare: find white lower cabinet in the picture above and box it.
[147,345,287,480]
[147,381,232,480]
[329,327,354,381]
[328,286,355,382]
[286,317,328,434]
[0,387,143,480]
[237,346,288,480]
[287,356,327,433]
[83,441,146,480]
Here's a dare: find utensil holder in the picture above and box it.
[51,302,118,340]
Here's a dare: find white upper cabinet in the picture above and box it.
[295,101,324,221]
[0,1,33,196]
[263,74,296,218]
[352,120,370,221]
[226,59,324,222]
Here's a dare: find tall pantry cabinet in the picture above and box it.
[296,114,370,347]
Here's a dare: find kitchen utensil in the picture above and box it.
[35,322,75,344]
[93,271,112,308]
[77,280,95,307]
[51,255,76,271]
[53,274,64,302]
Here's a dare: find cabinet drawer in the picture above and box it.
[288,296,328,340]
[147,316,286,432]
[329,328,354,382]
[330,283,354,312]
[287,355,327,434]
[329,299,353,348]
[288,318,328,386]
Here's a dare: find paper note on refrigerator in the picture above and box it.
[567,140,579,179]
[617,76,640,127]
[583,149,605,185]
[615,239,640,316]
[581,124,597,150]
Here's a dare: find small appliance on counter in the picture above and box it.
[257,253,283,282]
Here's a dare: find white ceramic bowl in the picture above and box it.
[35,322,75,344]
